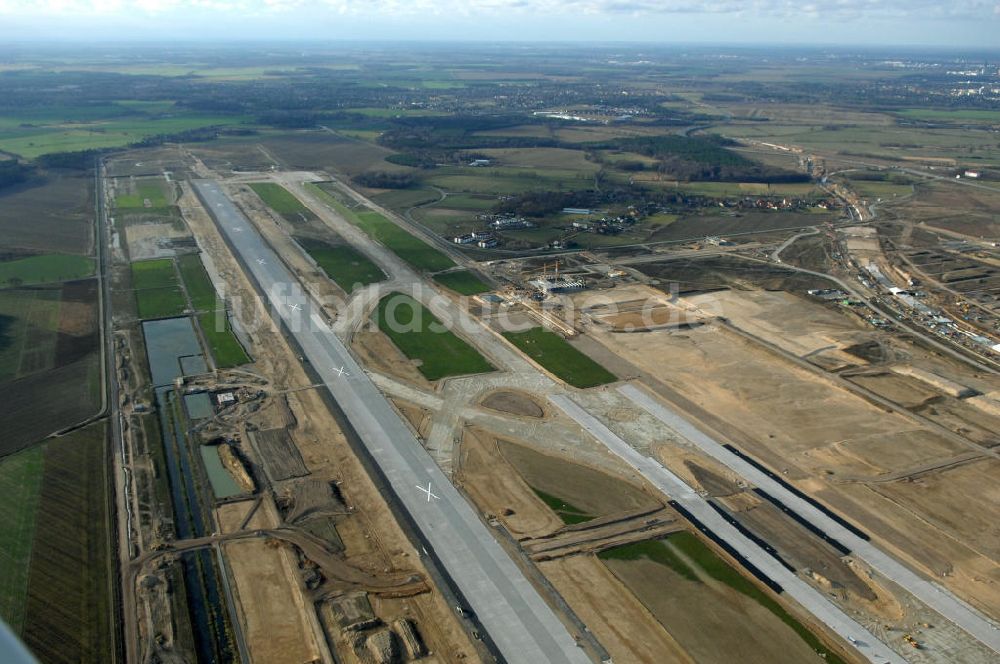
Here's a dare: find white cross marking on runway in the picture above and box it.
[287,302,302,311]
[257,258,266,265]
[416,482,439,503]
[333,365,349,377]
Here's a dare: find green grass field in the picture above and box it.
[895,108,1000,123]
[248,182,316,223]
[0,288,62,381]
[176,254,218,311]
[369,187,440,210]
[297,238,385,293]
[19,423,113,661]
[115,180,171,209]
[310,184,456,272]
[355,210,455,272]
[0,446,44,633]
[435,194,496,211]
[135,287,187,319]
[502,327,616,389]
[433,270,491,295]
[600,532,846,664]
[375,292,494,380]
[130,258,177,290]
[598,535,699,582]
[843,177,915,201]
[0,113,251,160]
[0,254,94,286]
[533,489,594,525]
[197,312,250,368]
[131,259,186,319]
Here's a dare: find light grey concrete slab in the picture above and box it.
[193,180,591,664]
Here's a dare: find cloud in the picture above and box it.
[0,0,998,19]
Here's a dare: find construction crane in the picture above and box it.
[534,260,561,280]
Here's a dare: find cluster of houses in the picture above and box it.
[715,196,840,211]
[478,213,536,230]
[452,230,499,248]
[450,214,541,249]
[570,215,635,235]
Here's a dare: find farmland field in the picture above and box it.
[0,112,251,160]
[297,238,385,293]
[433,270,491,295]
[0,445,44,633]
[0,287,63,381]
[0,174,94,255]
[0,355,102,457]
[368,187,440,211]
[895,108,1000,123]
[248,182,317,224]
[0,254,94,286]
[20,422,113,663]
[375,292,494,380]
[644,210,834,244]
[502,327,616,388]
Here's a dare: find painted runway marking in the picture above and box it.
[416,482,440,503]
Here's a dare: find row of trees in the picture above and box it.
[0,159,32,190]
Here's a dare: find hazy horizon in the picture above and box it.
[0,1,998,49]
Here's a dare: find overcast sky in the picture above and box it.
[0,1,998,49]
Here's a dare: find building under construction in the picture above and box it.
[529,276,586,294]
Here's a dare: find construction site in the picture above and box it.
[102,143,1000,664]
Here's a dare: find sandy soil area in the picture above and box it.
[456,426,696,663]
[540,557,693,664]
[353,325,435,390]
[184,181,480,662]
[479,390,545,418]
[225,537,320,664]
[457,427,565,538]
[686,289,871,362]
[584,313,1000,617]
[605,555,829,664]
[498,439,662,517]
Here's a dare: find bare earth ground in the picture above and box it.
[604,555,828,664]
[684,289,871,362]
[582,293,1000,618]
[124,221,189,260]
[216,501,320,664]
[497,438,662,517]
[353,325,436,391]
[479,390,545,418]
[456,427,695,663]
[457,427,565,539]
[539,557,693,664]
[183,183,480,662]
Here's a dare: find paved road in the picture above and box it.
[617,383,1000,657]
[548,393,908,664]
[192,180,591,664]
[97,160,134,664]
